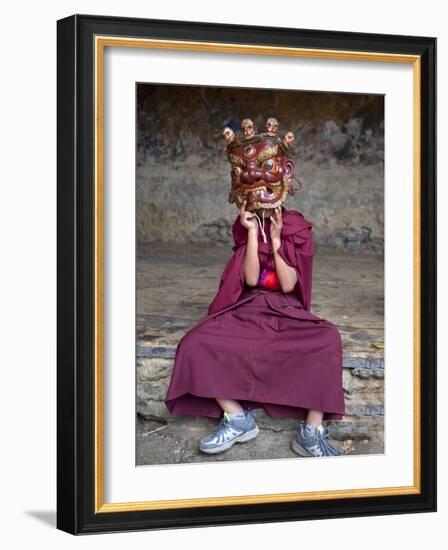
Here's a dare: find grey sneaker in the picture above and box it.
[199,409,259,454]
[291,422,342,457]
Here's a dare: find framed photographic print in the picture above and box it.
[57,14,436,534]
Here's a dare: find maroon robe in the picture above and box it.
[164,206,345,420]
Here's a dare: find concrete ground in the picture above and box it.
[136,243,384,465]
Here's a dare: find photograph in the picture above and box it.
[56,14,436,533]
[1,0,444,544]
[135,83,385,465]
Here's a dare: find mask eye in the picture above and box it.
[231,167,241,178]
[264,159,275,171]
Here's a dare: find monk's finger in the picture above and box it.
[277,208,283,224]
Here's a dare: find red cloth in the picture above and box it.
[257,268,281,290]
[164,206,345,421]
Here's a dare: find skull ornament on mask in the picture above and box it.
[265,117,279,137]
[225,117,296,212]
[222,127,235,145]
[241,118,256,140]
[283,131,295,148]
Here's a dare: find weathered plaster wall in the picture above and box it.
[136,84,384,253]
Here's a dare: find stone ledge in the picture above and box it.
[136,345,384,370]
[137,399,385,422]
[136,356,384,422]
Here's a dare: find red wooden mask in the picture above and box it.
[223,118,296,212]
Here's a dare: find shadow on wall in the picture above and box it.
[136,84,384,254]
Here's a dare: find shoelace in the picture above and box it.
[315,428,341,456]
[209,413,243,439]
[210,416,229,437]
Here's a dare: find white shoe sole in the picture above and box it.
[199,425,260,454]
[291,437,341,457]
[291,438,316,457]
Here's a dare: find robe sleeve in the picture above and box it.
[206,242,246,315]
[275,225,314,311]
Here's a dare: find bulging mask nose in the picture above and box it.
[243,162,263,183]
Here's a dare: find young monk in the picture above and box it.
[164,118,345,457]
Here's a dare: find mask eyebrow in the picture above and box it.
[257,144,278,164]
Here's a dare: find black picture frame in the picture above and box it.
[57,14,436,535]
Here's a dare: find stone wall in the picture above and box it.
[137,84,384,253]
[137,356,384,422]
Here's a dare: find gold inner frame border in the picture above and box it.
[94,36,421,513]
